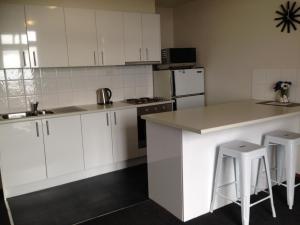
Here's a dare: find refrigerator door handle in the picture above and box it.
[171,72,176,97]
[173,93,205,98]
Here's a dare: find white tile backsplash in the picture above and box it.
[252,69,300,102]
[0,65,153,113]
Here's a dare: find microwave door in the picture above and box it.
[173,69,204,97]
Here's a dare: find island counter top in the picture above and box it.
[142,100,300,134]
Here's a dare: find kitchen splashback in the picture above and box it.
[0,65,153,113]
[252,69,300,102]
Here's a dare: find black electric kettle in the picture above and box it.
[96,88,112,105]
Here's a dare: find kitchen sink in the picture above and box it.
[50,106,87,114]
[1,110,54,120]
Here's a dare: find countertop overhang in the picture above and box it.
[142,100,300,134]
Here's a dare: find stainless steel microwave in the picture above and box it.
[161,48,196,65]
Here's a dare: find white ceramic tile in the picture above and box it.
[41,94,59,108]
[41,68,57,79]
[6,80,24,97]
[111,75,123,88]
[0,98,8,114]
[0,70,5,80]
[41,78,58,94]
[6,69,23,80]
[8,96,26,112]
[23,68,41,79]
[58,91,73,107]
[136,86,153,98]
[123,74,136,88]
[24,79,42,95]
[57,77,72,92]
[253,69,267,84]
[124,87,136,99]
[57,68,71,78]
[0,81,7,98]
[281,69,297,84]
[252,84,267,100]
[98,75,111,88]
[111,88,124,101]
[265,69,281,86]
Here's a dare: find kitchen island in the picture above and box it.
[142,100,300,222]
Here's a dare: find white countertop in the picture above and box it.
[0,100,173,125]
[142,100,300,134]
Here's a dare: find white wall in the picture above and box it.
[0,0,156,12]
[0,66,153,113]
[173,0,300,104]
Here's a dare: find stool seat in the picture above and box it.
[210,140,276,225]
[265,130,300,145]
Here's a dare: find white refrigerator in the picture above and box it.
[153,68,205,110]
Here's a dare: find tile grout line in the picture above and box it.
[73,200,149,225]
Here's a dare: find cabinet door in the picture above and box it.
[25,5,68,67]
[81,112,113,169]
[124,13,142,62]
[65,8,98,66]
[43,116,84,178]
[0,120,46,187]
[0,4,30,69]
[111,108,139,162]
[96,11,125,66]
[142,14,161,62]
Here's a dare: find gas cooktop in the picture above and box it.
[125,97,169,105]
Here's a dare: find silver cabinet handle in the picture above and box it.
[146,48,149,60]
[35,122,39,137]
[139,48,142,61]
[101,51,104,65]
[114,112,117,125]
[33,51,37,66]
[106,113,109,126]
[46,120,50,135]
[22,51,27,67]
[93,51,96,65]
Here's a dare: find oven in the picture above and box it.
[137,103,173,148]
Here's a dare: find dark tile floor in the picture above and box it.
[0,165,299,225]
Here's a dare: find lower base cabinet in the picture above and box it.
[43,115,84,178]
[111,108,140,162]
[0,120,47,187]
[81,112,113,169]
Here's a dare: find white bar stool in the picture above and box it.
[260,130,300,210]
[210,140,276,225]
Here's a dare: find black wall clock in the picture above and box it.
[275,1,300,33]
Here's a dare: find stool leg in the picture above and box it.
[263,154,276,218]
[285,144,297,210]
[240,157,251,225]
[254,158,262,195]
[210,151,224,213]
[233,158,240,200]
[276,145,284,185]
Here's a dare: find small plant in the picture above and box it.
[273,81,292,103]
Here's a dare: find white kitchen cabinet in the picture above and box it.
[124,13,143,62]
[25,5,68,67]
[0,4,30,69]
[65,8,98,66]
[96,11,125,66]
[43,115,84,178]
[111,108,139,162]
[141,14,161,62]
[0,120,46,187]
[124,13,161,63]
[81,112,113,169]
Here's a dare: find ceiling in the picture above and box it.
[157,0,194,8]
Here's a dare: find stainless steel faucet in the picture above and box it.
[30,101,39,116]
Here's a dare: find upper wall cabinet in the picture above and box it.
[25,5,68,68]
[65,8,98,67]
[124,13,161,63]
[96,11,125,66]
[0,4,30,69]
[141,14,161,62]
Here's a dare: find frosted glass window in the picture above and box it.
[2,50,21,68]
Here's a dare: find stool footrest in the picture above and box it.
[250,196,271,207]
[216,191,241,206]
[217,181,237,189]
